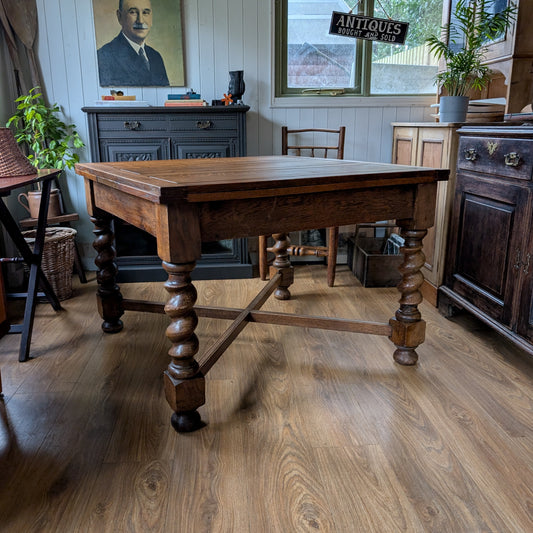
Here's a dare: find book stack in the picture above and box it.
[164,92,207,107]
[466,98,506,123]
[101,95,136,101]
[95,94,150,106]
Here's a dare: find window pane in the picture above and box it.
[371,0,442,94]
[278,0,443,96]
[287,0,361,90]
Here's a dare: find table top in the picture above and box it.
[75,156,449,204]
[0,169,61,195]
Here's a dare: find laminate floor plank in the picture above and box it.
[314,444,427,532]
[1,266,532,532]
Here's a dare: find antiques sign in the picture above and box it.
[329,12,409,44]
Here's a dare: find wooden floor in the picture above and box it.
[0,265,532,532]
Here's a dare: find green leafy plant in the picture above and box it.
[6,87,84,171]
[426,0,517,96]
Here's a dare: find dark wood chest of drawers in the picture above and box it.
[440,124,533,356]
[82,105,252,281]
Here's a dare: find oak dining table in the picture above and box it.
[75,156,449,433]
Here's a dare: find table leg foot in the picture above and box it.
[393,347,418,366]
[92,214,124,333]
[171,410,206,433]
[101,319,123,334]
[272,233,294,300]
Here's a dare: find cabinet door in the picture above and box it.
[416,128,452,285]
[173,143,235,159]
[100,139,170,162]
[445,172,529,326]
[392,127,418,166]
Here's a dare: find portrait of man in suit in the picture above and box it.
[93,0,184,87]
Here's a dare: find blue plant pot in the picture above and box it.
[439,96,469,123]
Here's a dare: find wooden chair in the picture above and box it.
[259,126,346,287]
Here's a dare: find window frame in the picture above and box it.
[273,0,440,105]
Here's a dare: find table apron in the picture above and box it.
[198,185,420,241]
[88,180,437,263]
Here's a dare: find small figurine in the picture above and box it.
[222,93,233,106]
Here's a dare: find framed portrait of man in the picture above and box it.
[92,0,184,87]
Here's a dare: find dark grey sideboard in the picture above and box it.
[82,105,252,282]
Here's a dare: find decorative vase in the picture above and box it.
[18,188,63,219]
[439,96,469,123]
[228,70,245,103]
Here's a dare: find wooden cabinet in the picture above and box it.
[0,265,8,339]
[440,125,533,356]
[392,122,460,305]
[82,105,252,282]
[441,0,533,113]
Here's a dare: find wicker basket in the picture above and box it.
[23,227,77,301]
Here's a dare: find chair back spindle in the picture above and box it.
[259,126,346,287]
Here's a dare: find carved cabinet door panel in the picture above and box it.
[102,140,170,162]
[445,172,529,327]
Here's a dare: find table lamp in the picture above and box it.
[0,127,37,177]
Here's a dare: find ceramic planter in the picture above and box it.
[439,96,469,123]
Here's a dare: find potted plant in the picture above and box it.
[426,0,517,122]
[6,87,84,217]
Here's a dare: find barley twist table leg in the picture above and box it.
[272,232,294,300]
[389,227,427,365]
[162,261,206,433]
[91,214,123,333]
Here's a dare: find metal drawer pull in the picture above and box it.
[124,121,140,130]
[504,152,521,167]
[464,148,478,161]
[196,120,212,129]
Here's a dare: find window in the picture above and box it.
[275,0,444,97]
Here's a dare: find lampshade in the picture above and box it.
[0,127,37,177]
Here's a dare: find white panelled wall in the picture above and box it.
[3,0,434,267]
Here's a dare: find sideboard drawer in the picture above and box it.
[97,115,168,132]
[458,136,533,180]
[168,115,238,133]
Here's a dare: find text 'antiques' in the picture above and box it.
[329,12,408,44]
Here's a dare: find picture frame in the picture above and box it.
[92,0,185,87]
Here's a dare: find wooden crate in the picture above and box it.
[347,236,402,288]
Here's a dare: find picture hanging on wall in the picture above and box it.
[92,0,184,87]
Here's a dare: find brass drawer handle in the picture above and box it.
[464,148,478,161]
[124,121,140,130]
[196,120,212,129]
[504,152,521,167]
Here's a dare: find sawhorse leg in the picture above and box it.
[0,179,61,361]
